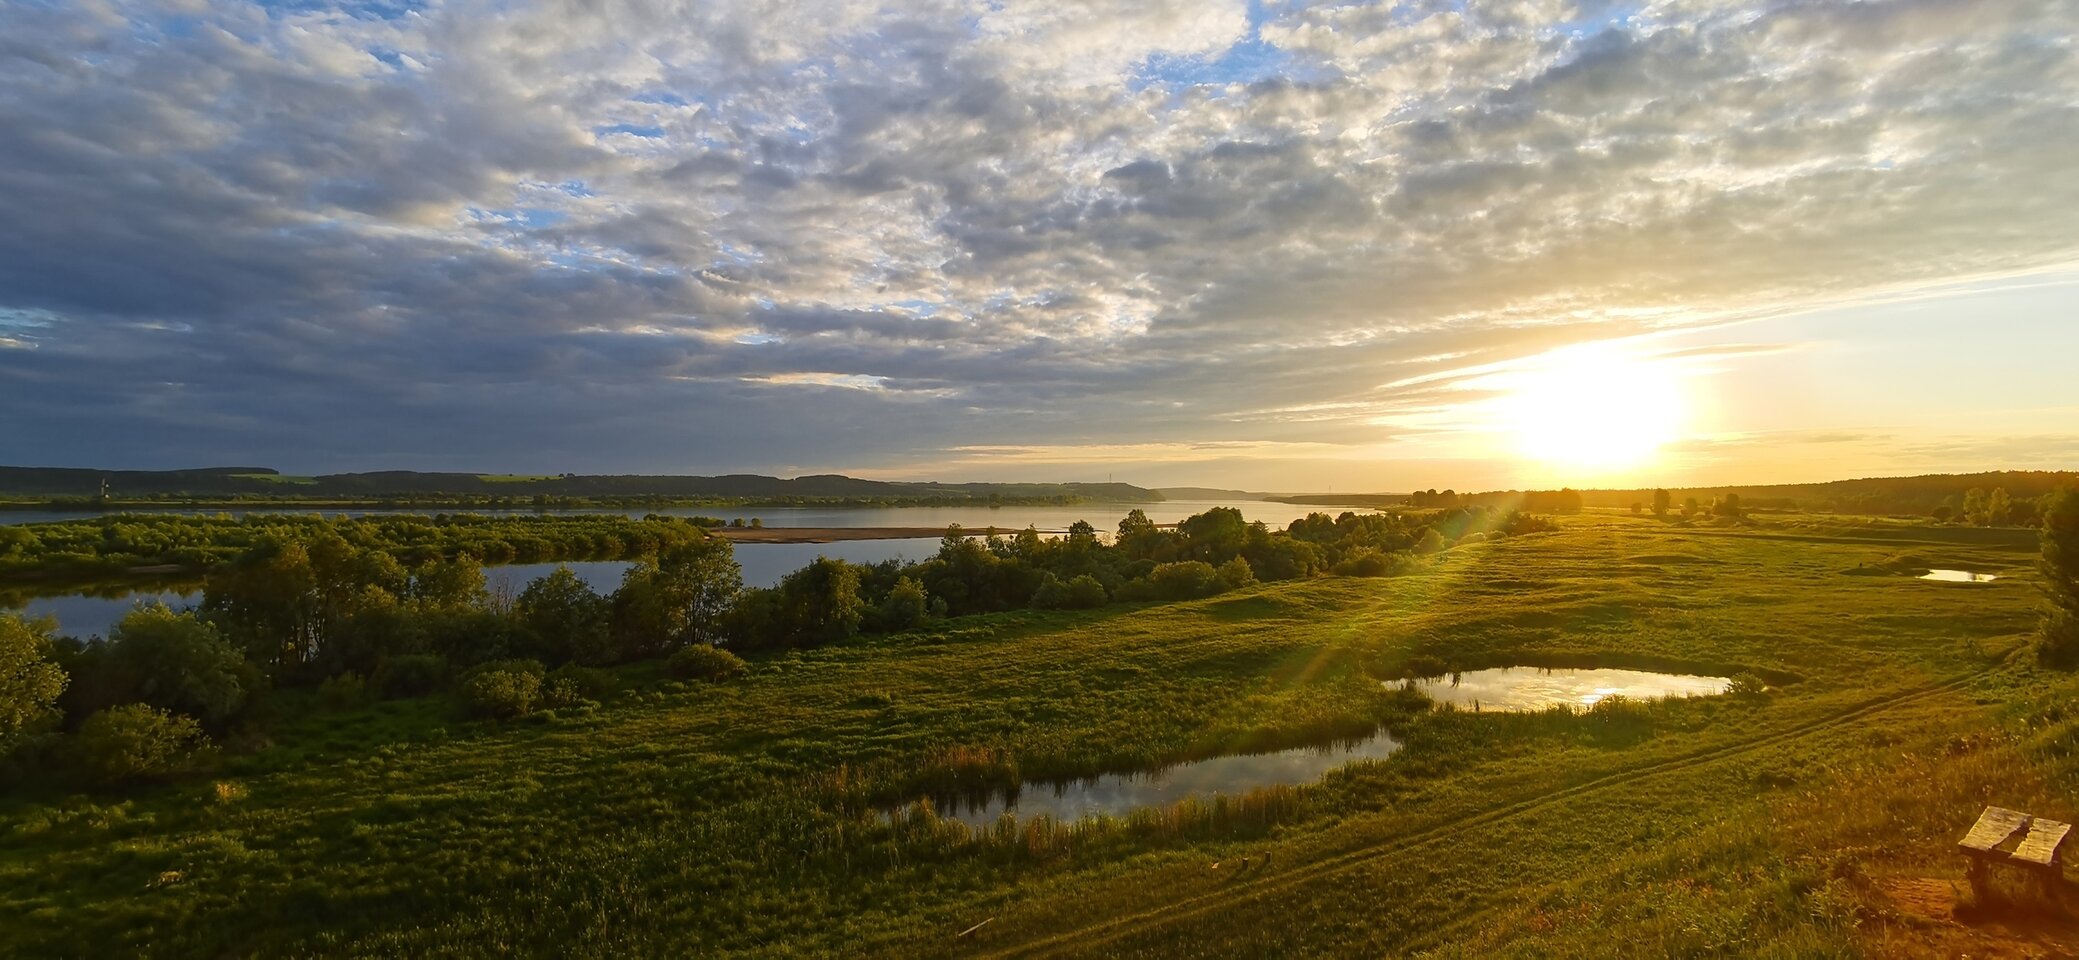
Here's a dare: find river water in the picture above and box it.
[0,499,1352,530]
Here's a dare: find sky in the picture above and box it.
[1,0,2075,492]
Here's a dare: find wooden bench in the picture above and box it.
[1959,805,2072,901]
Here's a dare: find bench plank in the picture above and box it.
[2013,819,2072,867]
[1960,806,2031,853]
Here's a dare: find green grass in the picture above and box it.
[1,517,2067,956]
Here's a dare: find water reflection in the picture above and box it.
[1399,667,1731,712]
[922,729,1401,828]
[1920,569,1998,583]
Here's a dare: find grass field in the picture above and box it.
[3,514,2071,956]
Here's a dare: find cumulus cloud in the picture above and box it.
[0,0,2074,476]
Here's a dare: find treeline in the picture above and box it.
[0,465,1162,504]
[1273,489,1586,513]
[1572,471,2079,518]
[1,505,1556,787]
[0,513,719,584]
[12,493,1108,513]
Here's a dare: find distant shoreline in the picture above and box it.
[709,525,1042,543]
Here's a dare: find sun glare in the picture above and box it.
[1495,343,1687,475]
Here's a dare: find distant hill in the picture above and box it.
[0,466,1164,504]
[1153,487,1269,501]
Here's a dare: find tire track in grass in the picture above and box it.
[979,661,2006,959]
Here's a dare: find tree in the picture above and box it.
[1652,489,1671,517]
[1963,487,1989,526]
[1178,507,1249,561]
[1932,505,1955,523]
[610,537,742,659]
[514,566,612,665]
[1682,497,1699,519]
[2037,488,2079,666]
[877,576,930,630]
[1630,502,1643,515]
[1989,487,2014,526]
[103,604,259,727]
[1,614,66,753]
[771,557,864,647]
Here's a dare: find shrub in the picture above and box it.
[542,663,613,709]
[1148,561,1224,600]
[372,655,447,699]
[1217,557,1257,591]
[317,672,368,710]
[1034,573,1110,609]
[1727,672,1769,698]
[75,704,209,784]
[667,644,746,682]
[1333,549,1392,577]
[459,660,546,719]
[878,576,930,630]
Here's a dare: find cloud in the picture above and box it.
[0,0,2074,477]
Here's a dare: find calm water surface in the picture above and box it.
[12,540,952,638]
[1401,667,1732,712]
[0,500,1359,530]
[1920,569,1998,582]
[922,729,1401,828]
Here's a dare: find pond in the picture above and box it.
[9,539,952,639]
[1920,569,1999,583]
[1396,667,1733,712]
[917,728,1401,828]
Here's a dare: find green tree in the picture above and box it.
[1989,487,2014,526]
[104,604,259,726]
[514,566,612,665]
[1179,507,1249,561]
[878,576,930,631]
[1117,509,1157,540]
[1,614,67,753]
[772,557,864,647]
[609,537,742,658]
[2037,489,2079,666]
[1963,487,1989,526]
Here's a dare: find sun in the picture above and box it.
[1494,342,1688,475]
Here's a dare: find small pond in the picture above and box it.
[917,728,1401,828]
[1396,667,1733,712]
[1920,569,1998,583]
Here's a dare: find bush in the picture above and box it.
[542,663,614,709]
[459,660,546,719]
[1148,561,1224,600]
[372,654,447,699]
[1727,672,1769,698]
[666,644,746,682]
[75,704,209,784]
[1217,557,1256,591]
[317,672,368,710]
[1052,574,1110,609]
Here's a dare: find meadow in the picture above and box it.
[1,512,2070,957]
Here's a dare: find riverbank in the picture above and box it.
[709,525,1047,543]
